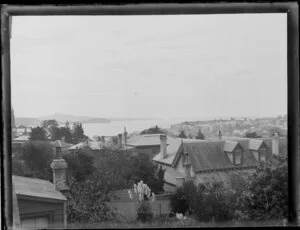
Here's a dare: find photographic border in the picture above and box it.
[1,2,299,228]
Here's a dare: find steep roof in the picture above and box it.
[180,141,257,172]
[13,176,67,201]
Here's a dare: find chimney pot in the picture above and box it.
[51,158,68,192]
[117,133,122,148]
[160,135,167,159]
[272,132,279,156]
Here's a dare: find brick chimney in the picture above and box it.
[51,145,69,192]
[124,127,128,146]
[218,130,222,140]
[272,132,279,156]
[160,135,167,159]
[117,133,122,148]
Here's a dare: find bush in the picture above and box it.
[170,181,196,216]
[137,201,153,222]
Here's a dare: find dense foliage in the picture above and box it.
[29,126,47,141]
[178,130,187,139]
[195,129,205,140]
[170,157,288,223]
[244,132,262,138]
[13,141,54,181]
[66,171,114,224]
[140,125,166,135]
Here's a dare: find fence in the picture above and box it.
[106,192,172,221]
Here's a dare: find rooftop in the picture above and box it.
[13,175,67,201]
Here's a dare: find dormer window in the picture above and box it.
[224,141,244,165]
[249,140,268,163]
[252,148,267,163]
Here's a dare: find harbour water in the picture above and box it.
[82,118,188,137]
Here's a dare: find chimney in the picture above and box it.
[51,145,68,192]
[117,133,122,148]
[61,136,65,143]
[124,127,128,146]
[160,135,167,159]
[272,132,279,156]
[175,177,185,188]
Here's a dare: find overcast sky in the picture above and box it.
[11,14,287,119]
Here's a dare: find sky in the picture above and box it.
[11,14,287,119]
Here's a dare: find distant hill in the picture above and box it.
[15,113,111,127]
[38,113,111,123]
[15,117,41,127]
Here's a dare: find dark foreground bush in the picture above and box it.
[137,201,153,222]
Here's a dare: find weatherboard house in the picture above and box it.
[153,132,287,192]
[13,146,68,229]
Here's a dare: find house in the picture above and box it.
[125,134,180,159]
[153,132,287,192]
[12,146,69,229]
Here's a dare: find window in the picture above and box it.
[260,149,267,162]
[226,151,234,163]
[251,148,267,162]
[226,148,243,165]
[252,150,259,161]
[235,149,242,165]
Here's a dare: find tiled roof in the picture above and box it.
[13,175,67,201]
[181,141,257,172]
[153,138,210,166]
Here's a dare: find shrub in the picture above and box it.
[137,201,153,222]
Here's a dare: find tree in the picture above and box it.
[67,171,114,224]
[240,156,288,221]
[19,141,54,181]
[244,132,262,138]
[178,130,187,139]
[60,126,73,143]
[140,125,166,135]
[29,126,47,141]
[63,149,96,182]
[72,122,85,144]
[195,129,205,140]
[41,119,59,129]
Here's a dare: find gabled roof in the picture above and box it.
[248,139,265,150]
[13,175,67,201]
[223,141,239,152]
